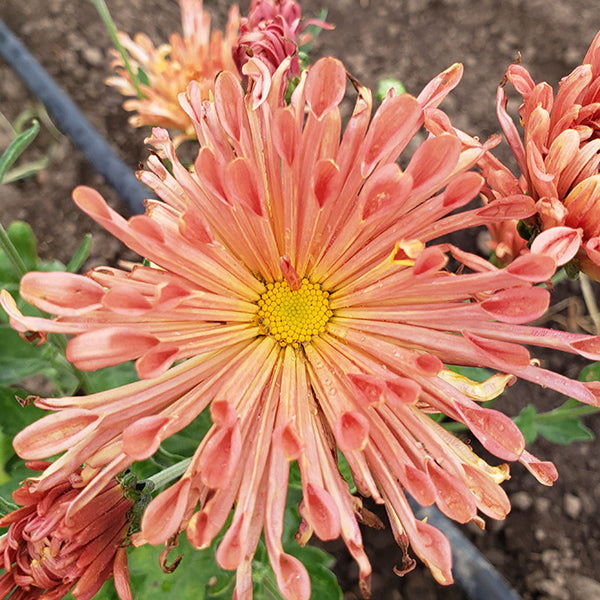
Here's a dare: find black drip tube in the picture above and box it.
[0,17,523,600]
[0,17,148,214]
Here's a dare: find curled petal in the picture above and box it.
[305,57,346,119]
[66,328,160,371]
[480,286,550,323]
[530,226,583,266]
[302,483,341,541]
[199,424,242,489]
[13,409,99,459]
[20,272,104,316]
[122,415,170,460]
[334,412,370,451]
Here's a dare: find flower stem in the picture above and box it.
[147,458,191,489]
[87,0,144,99]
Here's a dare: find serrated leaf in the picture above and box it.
[538,418,595,445]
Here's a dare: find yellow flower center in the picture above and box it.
[257,278,332,348]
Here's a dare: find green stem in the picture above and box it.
[536,404,600,421]
[0,222,28,278]
[147,457,191,489]
[87,0,144,99]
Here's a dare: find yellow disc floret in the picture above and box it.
[258,278,332,347]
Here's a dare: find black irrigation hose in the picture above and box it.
[0,18,148,214]
[0,16,524,600]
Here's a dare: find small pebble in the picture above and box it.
[564,493,582,519]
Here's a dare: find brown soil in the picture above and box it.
[1,1,600,599]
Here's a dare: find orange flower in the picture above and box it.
[481,30,600,279]
[0,462,132,600]
[2,58,600,599]
[106,0,240,142]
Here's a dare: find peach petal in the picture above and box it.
[519,450,558,486]
[334,412,370,451]
[179,209,214,245]
[361,93,422,176]
[415,353,444,376]
[311,159,340,208]
[305,57,346,120]
[504,253,556,281]
[425,461,477,523]
[128,215,166,245]
[215,71,244,142]
[303,483,341,541]
[210,400,238,428]
[20,272,104,316]
[122,415,170,460]
[274,422,303,461]
[441,171,484,209]
[385,377,421,406]
[66,327,160,371]
[194,146,229,204]
[141,478,192,545]
[224,157,264,216]
[199,424,242,489]
[416,62,463,111]
[412,519,453,585]
[462,463,511,520]
[404,133,461,197]
[359,162,404,220]
[568,336,600,361]
[102,285,153,315]
[272,106,297,164]
[530,226,583,266]
[458,405,525,461]
[347,373,385,407]
[135,344,180,379]
[462,330,531,368]
[412,246,448,277]
[13,409,99,459]
[480,286,550,324]
[216,514,244,570]
[273,553,311,600]
[113,546,132,600]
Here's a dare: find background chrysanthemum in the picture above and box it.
[2,56,600,600]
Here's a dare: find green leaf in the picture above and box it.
[5,221,38,271]
[579,361,600,382]
[447,364,494,382]
[0,119,40,184]
[81,361,140,394]
[376,77,407,102]
[66,233,92,273]
[537,418,595,445]
[0,385,46,437]
[513,404,538,445]
[0,327,52,385]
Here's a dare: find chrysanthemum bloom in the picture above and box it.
[2,57,600,599]
[480,29,600,279]
[0,462,132,600]
[106,0,240,142]
[234,0,332,81]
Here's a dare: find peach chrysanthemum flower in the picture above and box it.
[106,0,240,142]
[480,30,600,279]
[2,57,600,599]
[0,462,133,600]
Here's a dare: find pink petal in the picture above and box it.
[102,285,153,315]
[135,344,180,379]
[215,71,244,142]
[334,412,370,451]
[505,253,556,282]
[13,409,99,459]
[305,57,346,120]
[359,163,405,220]
[273,553,311,600]
[141,478,192,544]
[66,327,160,371]
[311,159,340,208]
[199,424,242,489]
[361,93,422,176]
[462,330,531,368]
[530,226,583,266]
[20,272,104,316]
[480,286,550,324]
[272,106,297,164]
[122,415,170,460]
[347,373,385,407]
[224,157,264,216]
[302,483,341,541]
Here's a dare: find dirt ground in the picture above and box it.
[1,1,600,599]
